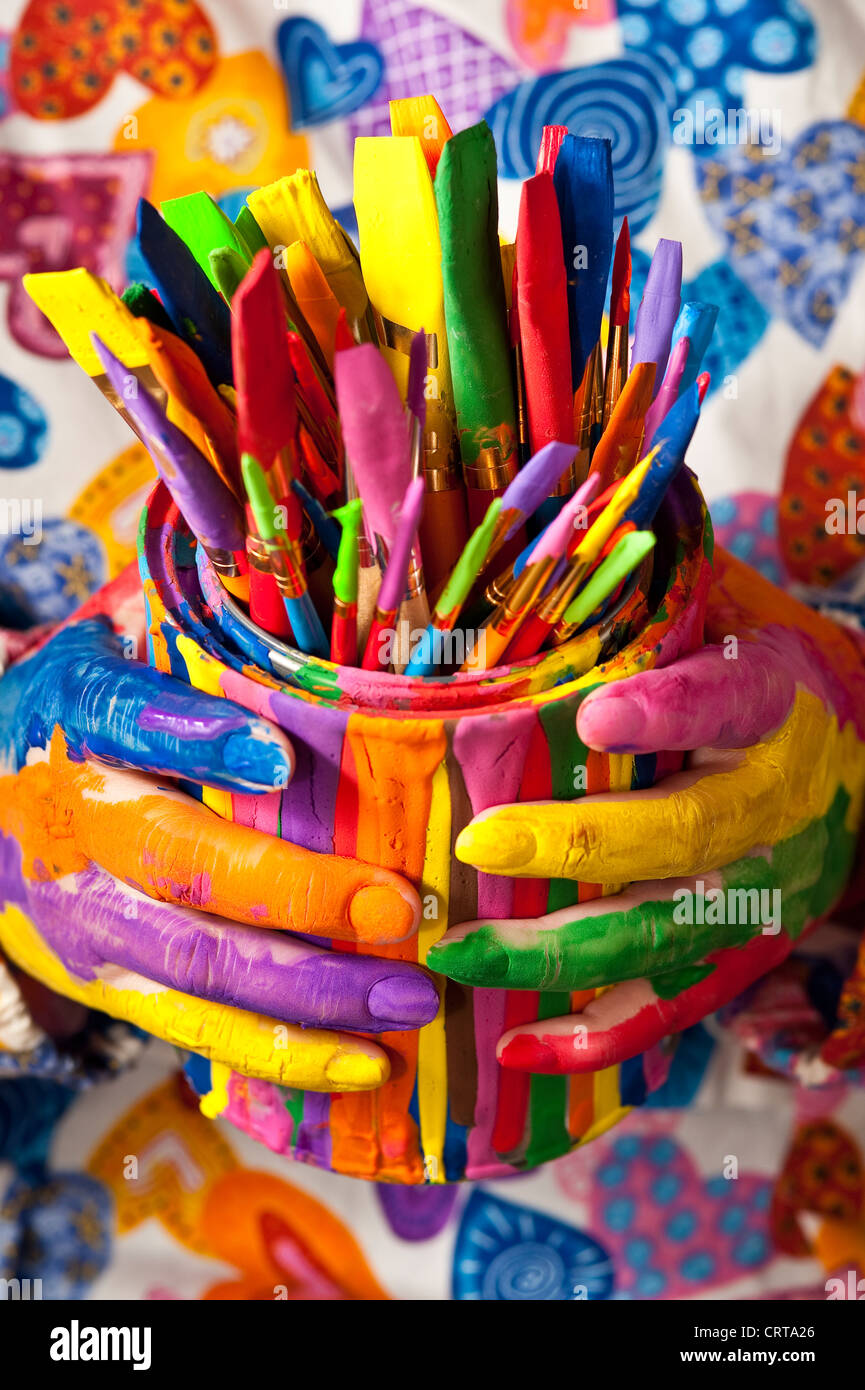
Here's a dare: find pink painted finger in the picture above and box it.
[577,640,793,753]
[496,929,796,1073]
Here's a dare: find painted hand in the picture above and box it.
[0,618,433,1091]
[429,548,865,1076]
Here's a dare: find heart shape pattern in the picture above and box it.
[771,1119,864,1256]
[696,121,865,346]
[0,1172,112,1299]
[779,364,865,586]
[0,150,152,359]
[277,16,383,130]
[452,1191,615,1301]
[585,1128,772,1298]
[0,373,48,471]
[485,53,675,234]
[11,0,218,121]
[618,0,815,156]
[349,0,521,143]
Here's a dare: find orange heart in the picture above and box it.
[11,0,218,121]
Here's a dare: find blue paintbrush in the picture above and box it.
[552,134,614,394]
[136,198,233,389]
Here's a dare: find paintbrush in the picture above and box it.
[282,241,342,370]
[644,335,690,446]
[232,249,297,490]
[496,473,603,662]
[330,499,363,666]
[435,121,518,526]
[536,124,568,175]
[553,135,614,396]
[515,173,574,467]
[498,454,654,661]
[209,246,250,305]
[24,268,165,431]
[235,205,268,256]
[136,198,233,388]
[291,478,341,561]
[122,282,175,334]
[247,171,371,340]
[482,441,578,565]
[160,191,252,291]
[592,360,656,488]
[135,318,240,494]
[553,530,656,643]
[242,453,328,658]
[623,384,701,531]
[93,335,249,604]
[404,497,503,678]
[354,135,467,592]
[632,238,683,399]
[603,217,631,429]
[390,94,453,177]
[670,301,719,396]
[361,477,426,672]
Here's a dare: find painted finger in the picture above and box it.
[0,898,391,1092]
[20,860,439,1032]
[456,690,853,883]
[0,619,295,793]
[496,929,796,1074]
[2,736,421,946]
[576,640,793,753]
[428,858,777,990]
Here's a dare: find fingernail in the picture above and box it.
[428,932,510,987]
[222,732,293,788]
[455,820,536,872]
[348,883,419,943]
[366,974,439,1028]
[324,1050,388,1088]
[578,693,644,749]
[498,1034,562,1072]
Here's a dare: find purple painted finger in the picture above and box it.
[577,640,793,753]
[5,845,439,1033]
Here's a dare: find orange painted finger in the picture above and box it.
[2,735,421,946]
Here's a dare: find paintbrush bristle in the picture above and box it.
[610,217,631,329]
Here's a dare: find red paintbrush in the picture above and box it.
[515,173,574,459]
[603,217,631,430]
[232,248,303,638]
[536,125,567,176]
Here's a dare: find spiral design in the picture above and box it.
[452,1191,615,1300]
[485,54,676,233]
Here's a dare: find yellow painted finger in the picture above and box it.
[456,691,865,883]
[0,904,389,1092]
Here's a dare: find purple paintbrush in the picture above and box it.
[361,476,426,671]
[631,239,683,400]
[484,440,578,562]
[92,334,248,599]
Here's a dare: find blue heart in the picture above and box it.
[484,54,676,234]
[277,17,384,129]
[696,120,865,345]
[452,1191,614,1301]
[618,0,816,158]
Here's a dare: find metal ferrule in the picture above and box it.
[464,443,517,494]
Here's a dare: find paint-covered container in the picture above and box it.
[140,469,712,1182]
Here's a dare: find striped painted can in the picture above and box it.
[139,468,712,1182]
